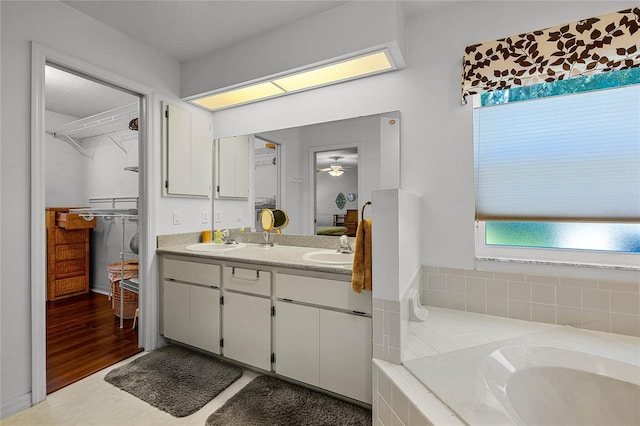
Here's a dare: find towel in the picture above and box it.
[351,218,372,293]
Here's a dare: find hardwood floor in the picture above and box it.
[46,292,143,394]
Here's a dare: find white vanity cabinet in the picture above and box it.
[162,257,221,354]
[221,266,272,371]
[274,273,372,403]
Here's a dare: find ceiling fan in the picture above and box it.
[316,156,350,176]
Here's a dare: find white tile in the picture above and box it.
[392,385,411,426]
[374,309,385,345]
[378,366,393,404]
[556,286,581,307]
[385,299,401,313]
[427,291,446,308]
[446,275,465,293]
[582,309,610,332]
[408,403,432,426]
[611,291,640,315]
[611,313,640,337]
[598,279,640,294]
[531,283,555,304]
[494,272,525,282]
[464,269,494,279]
[486,298,508,318]
[466,295,487,314]
[446,292,465,311]
[466,277,487,296]
[439,267,465,276]
[560,276,597,289]
[508,300,531,321]
[531,303,555,324]
[508,281,531,301]
[487,279,508,298]
[582,288,609,311]
[556,306,581,327]
[377,393,394,426]
[373,298,384,309]
[374,343,385,360]
[388,346,402,364]
[428,273,447,291]
[525,274,559,285]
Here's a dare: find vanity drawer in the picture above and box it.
[163,258,221,287]
[275,273,371,314]
[223,266,271,296]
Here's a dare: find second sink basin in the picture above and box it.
[302,250,354,265]
[185,242,246,252]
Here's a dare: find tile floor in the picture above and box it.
[3,352,260,426]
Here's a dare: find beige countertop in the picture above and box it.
[157,242,354,276]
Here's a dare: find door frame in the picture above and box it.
[309,144,361,235]
[30,42,159,404]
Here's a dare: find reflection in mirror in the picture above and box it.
[259,208,275,247]
[254,137,280,230]
[272,208,289,233]
[315,148,358,236]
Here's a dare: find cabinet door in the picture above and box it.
[189,110,212,197]
[319,310,372,403]
[162,280,190,345]
[222,291,271,370]
[216,135,249,199]
[165,103,192,195]
[275,301,320,386]
[190,286,220,354]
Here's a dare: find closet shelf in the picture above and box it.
[46,102,139,158]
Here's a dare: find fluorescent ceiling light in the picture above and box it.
[273,51,392,92]
[191,81,284,110]
[189,49,396,111]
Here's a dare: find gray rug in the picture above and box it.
[206,375,372,426]
[104,345,243,417]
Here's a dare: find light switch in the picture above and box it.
[215,210,222,223]
[201,211,210,224]
[173,211,182,225]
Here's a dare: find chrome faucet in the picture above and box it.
[337,235,353,254]
[222,229,237,244]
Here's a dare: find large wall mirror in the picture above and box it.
[214,110,399,236]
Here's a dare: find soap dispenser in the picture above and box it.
[213,228,223,244]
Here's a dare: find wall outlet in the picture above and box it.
[201,211,210,224]
[215,210,222,223]
[173,211,182,225]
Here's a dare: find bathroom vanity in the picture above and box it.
[157,242,372,404]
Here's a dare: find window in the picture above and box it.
[474,68,640,268]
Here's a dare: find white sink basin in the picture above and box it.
[302,250,354,265]
[185,242,246,252]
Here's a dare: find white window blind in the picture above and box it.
[473,85,640,222]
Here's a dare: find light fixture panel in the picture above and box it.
[192,81,284,111]
[273,51,393,92]
[188,49,397,111]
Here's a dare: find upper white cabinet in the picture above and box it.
[162,101,212,197]
[215,135,250,199]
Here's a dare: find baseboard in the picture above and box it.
[91,288,109,296]
[1,392,32,420]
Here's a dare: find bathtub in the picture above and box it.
[485,345,640,426]
[404,324,640,425]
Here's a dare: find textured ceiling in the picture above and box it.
[45,65,139,118]
[62,0,350,63]
[49,1,440,118]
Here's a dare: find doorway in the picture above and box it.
[42,64,143,393]
[254,137,281,230]
[314,147,358,236]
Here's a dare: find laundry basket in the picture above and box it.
[107,260,139,319]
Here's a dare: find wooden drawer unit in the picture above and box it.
[56,212,96,230]
[46,208,95,301]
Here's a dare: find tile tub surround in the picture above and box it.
[377,307,639,425]
[422,265,640,337]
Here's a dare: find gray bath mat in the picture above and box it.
[104,345,243,417]
[206,375,372,426]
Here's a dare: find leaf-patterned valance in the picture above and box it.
[461,7,640,103]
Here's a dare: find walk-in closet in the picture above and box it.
[44,65,143,393]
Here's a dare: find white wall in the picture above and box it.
[209,0,636,282]
[0,0,181,413]
[45,111,87,206]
